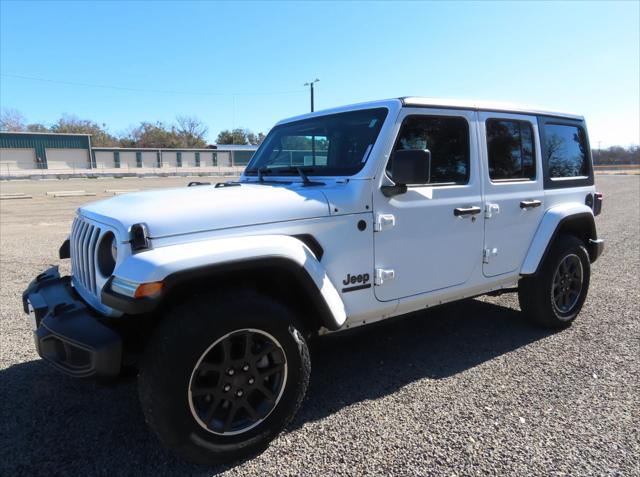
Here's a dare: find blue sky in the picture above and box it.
[1,1,638,147]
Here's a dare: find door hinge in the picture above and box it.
[374,214,396,232]
[485,203,500,219]
[375,268,395,285]
[483,248,498,264]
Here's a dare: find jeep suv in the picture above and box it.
[23,98,604,464]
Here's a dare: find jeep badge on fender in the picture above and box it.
[22,97,604,465]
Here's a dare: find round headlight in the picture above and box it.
[98,232,117,276]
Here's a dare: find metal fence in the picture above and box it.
[0,161,246,178]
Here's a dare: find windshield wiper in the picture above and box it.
[247,166,324,186]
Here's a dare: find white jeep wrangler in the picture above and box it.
[23,97,604,464]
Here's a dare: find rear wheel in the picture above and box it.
[519,235,590,328]
[138,292,310,464]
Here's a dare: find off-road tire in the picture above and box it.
[138,291,310,465]
[518,234,590,328]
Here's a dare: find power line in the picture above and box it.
[1,73,307,97]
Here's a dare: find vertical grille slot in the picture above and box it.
[70,216,101,296]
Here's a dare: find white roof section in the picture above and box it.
[276,99,402,126]
[401,97,583,120]
[276,97,583,126]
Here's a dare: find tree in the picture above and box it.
[50,114,118,146]
[216,128,266,145]
[0,108,26,131]
[247,131,266,146]
[592,145,639,165]
[175,115,208,148]
[26,123,49,132]
[121,121,182,148]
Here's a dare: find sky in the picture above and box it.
[1,1,638,147]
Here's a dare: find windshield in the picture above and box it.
[245,108,388,176]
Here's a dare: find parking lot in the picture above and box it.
[0,175,638,476]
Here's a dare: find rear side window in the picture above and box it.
[389,115,469,184]
[486,119,535,181]
[544,124,588,178]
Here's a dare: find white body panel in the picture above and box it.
[67,97,599,334]
[372,107,484,301]
[478,112,546,277]
[115,234,347,329]
[520,202,594,275]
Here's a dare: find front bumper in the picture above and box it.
[589,238,605,262]
[22,266,122,378]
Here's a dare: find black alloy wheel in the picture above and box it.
[189,329,288,435]
[551,254,584,314]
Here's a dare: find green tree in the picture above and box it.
[217,128,266,145]
[26,123,49,132]
[121,122,182,148]
[50,115,118,146]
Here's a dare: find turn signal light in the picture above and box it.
[134,281,164,298]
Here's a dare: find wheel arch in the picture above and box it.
[521,204,598,276]
[162,257,343,333]
[108,235,347,332]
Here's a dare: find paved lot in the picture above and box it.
[0,176,638,476]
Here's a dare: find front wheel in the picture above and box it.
[518,235,591,328]
[138,292,310,464]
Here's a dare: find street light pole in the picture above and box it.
[304,78,319,112]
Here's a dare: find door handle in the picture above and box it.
[520,200,542,209]
[454,206,482,217]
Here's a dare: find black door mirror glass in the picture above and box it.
[391,149,431,186]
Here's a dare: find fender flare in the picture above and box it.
[106,235,347,330]
[520,203,596,276]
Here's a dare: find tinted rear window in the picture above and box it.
[545,124,588,178]
[486,119,536,181]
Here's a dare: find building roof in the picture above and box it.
[214,144,259,150]
[0,130,92,137]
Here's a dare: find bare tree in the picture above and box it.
[0,108,26,131]
[176,115,208,148]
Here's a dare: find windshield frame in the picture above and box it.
[244,107,390,177]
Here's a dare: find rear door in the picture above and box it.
[479,112,544,277]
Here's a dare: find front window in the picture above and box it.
[245,108,388,176]
[387,115,470,185]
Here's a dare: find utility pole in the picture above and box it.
[304,78,319,112]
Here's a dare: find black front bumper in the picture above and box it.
[589,238,605,262]
[22,266,122,378]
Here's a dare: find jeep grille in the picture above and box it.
[70,216,101,295]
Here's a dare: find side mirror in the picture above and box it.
[382,149,431,197]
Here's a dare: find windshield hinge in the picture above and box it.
[374,214,395,232]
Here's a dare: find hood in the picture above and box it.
[80,183,330,239]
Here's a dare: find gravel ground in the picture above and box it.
[0,175,638,476]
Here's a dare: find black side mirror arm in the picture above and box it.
[381,184,408,198]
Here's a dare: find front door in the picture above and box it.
[373,109,484,302]
[479,112,545,277]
